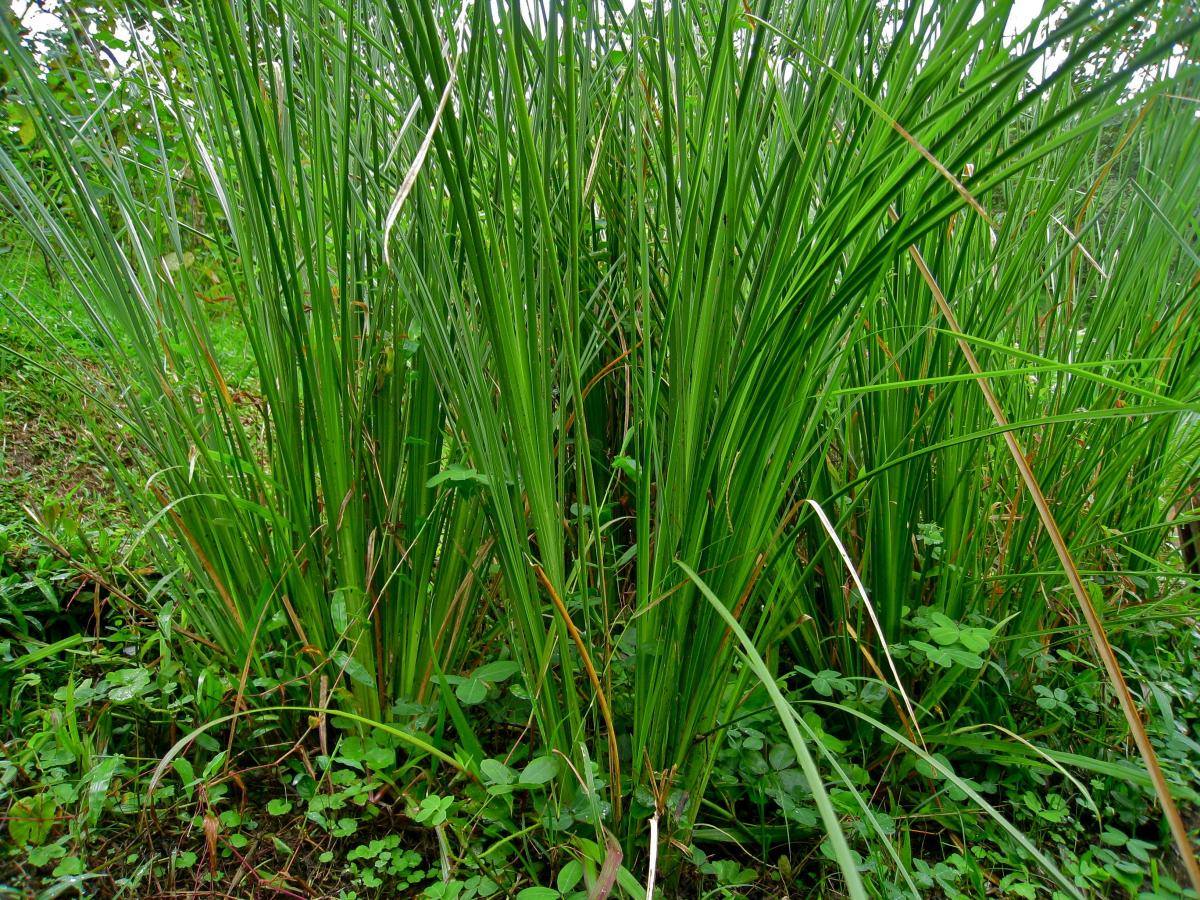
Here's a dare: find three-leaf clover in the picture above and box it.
[455,660,521,706]
[413,794,454,826]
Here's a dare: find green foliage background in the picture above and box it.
[1,0,1200,895]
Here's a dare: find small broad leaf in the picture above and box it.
[810,669,849,697]
[53,855,85,877]
[480,758,515,786]
[912,640,981,669]
[612,455,639,480]
[557,859,583,893]
[330,589,350,634]
[946,647,984,669]
[455,677,487,705]
[332,817,358,837]
[365,744,396,770]
[1100,828,1128,847]
[768,744,796,771]
[414,794,453,826]
[28,842,65,867]
[926,613,960,646]
[202,750,228,780]
[426,464,490,491]
[473,660,521,683]
[520,755,559,786]
[915,752,953,779]
[105,668,151,702]
[331,651,375,688]
[957,626,991,653]
[173,758,195,793]
[8,795,57,846]
[911,640,953,667]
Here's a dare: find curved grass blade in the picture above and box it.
[679,561,867,899]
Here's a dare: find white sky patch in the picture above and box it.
[12,0,63,36]
[12,0,136,66]
[11,0,1184,97]
[1004,0,1043,35]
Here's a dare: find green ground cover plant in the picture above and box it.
[1,0,1200,895]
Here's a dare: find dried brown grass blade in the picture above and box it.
[535,564,624,824]
[589,829,623,900]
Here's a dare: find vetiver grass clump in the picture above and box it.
[2,0,1199,893]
